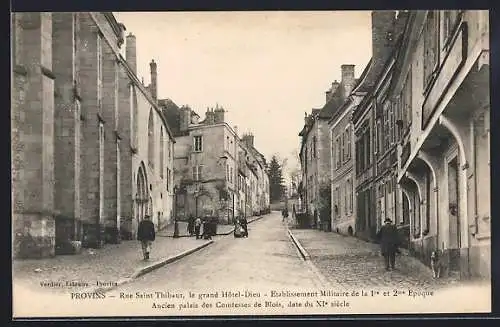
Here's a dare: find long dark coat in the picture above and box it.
[376,224,399,256]
[137,220,156,241]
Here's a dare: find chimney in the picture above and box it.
[341,65,355,98]
[243,133,254,148]
[205,108,215,125]
[371,11,398,75]
[179,106,190,132]
[234,125,239,137]
[326,80,340,103]
[125,33,137,74]
[214,105,225,124]
[150,59,157,103]
[304,112,309,125]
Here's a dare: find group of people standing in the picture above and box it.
[187,216,217,240]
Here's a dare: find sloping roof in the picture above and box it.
[158,98,182,136]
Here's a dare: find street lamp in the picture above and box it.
[173,185,179,238]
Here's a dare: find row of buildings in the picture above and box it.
[11,12,269,259]
[298,10,490,279]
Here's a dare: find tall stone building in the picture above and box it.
[162,103,270,223]
[11,12,175,258]
[395,10,490,279]
[328,66,362,235]
[299,65,355,229]
[352,10,406,241]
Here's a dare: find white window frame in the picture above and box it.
[193,165,203,181]
[193,135,203,152]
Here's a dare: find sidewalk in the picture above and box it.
[13,215,267,295]
[288,228,463,290]
[159,215,264,237]
[13,236,213,295]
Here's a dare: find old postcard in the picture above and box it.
[11,10,491,318]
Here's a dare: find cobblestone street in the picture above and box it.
[288,227,462,290]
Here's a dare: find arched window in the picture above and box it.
[130,85,139,148]
[148,109,154,168]
[160,126,164,178]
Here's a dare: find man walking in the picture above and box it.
[376,218,400,271]
[137,215,156,260]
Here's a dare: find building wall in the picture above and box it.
[130,83,174,234]
[12,12,175,256]
[329,104,356,235]
[353,102,376,240]
[12,13,56,258]
[302,119,327,218]
[397,10,490,278]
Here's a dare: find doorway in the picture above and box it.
[447,155,461,270]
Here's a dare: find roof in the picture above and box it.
[158,98,182,137]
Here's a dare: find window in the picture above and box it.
[344,182,348,214]
[193,165,203,181]
[226,164,230,181]
[425,170,431,232]
[193,135,203,152]
[148,110,154,168]
[443,10,460,47]
[346,126,351,160]
[160,127,164,178]
[383,102,389,151]
[313,136,317,159]
[348,178,353,213]
[230,167,233,183]
[336,137,341,169]
[331,134,335,170]
[341,132,345,163]
[166,168,171,191]
[389,102,395,145]
[423,11,439,90]
[364,129,371,168]
[97,33,102,110]
[374,121,379,154]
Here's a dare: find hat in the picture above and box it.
[384,218,392,223]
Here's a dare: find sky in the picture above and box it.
[113,11,372,180]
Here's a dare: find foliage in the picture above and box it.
[317,182,332,222]
[268,155,285,202]
[215,182,230,201]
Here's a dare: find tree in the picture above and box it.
[268,155,285,202]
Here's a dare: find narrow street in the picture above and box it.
[113,212,320,291]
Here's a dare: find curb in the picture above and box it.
[89,240,214,294]
[131,240,214,279]
[286,228,332,288]
[287,229,310,260]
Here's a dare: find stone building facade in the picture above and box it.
[328,72,360,235]
[352,10,407,242]
[11,12,175,258]
[299,65,356,229]
[395,10,490,279]
[163,102,270,223]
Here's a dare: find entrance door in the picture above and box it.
[447,156,461,270]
